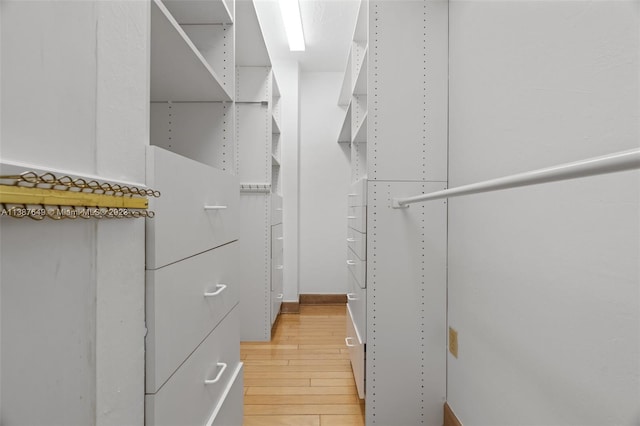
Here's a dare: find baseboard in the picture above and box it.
[299,294,347,305]
[444,402,463,426]
[281,301,300,313]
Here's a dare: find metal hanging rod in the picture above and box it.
[392,148,640,208]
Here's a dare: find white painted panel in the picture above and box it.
[183,25,234,93]
[448,1,640,424]
[209,364,244,426]
[146,146,240,269]
[236,66,270,102]
[1,0,97,173]
[237,194,271,341]
[150,102,234,173]
[146,243,239,393]
[346,305,365,400]
[236,103,271,183]
[145,306,240,426]
[368,0,448,182]
[235,0,270,67]
[366,181,447,426]
[1,219,97,426]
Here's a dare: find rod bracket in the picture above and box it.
[391,199,409,209]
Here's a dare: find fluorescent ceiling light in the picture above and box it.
[279,0,305,51]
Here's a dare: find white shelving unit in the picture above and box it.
[150,0,232,102]
[337,0,449,423]
[146,0,242,424]
[235,1,284,342]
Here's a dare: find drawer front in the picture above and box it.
[347,227,366,261]
[209,364,244,426]
[346,306,365,400]
[271,252,284,325]
[347,178,367,207]
[347,247,366,289]
[347,205,366,234]
[271,223,283,257]
[146,243,239,393]
[347,269,366,342]
[145,307,240,426]
[146,146,240,269]
[271,194,283,225]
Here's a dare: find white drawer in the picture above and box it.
[347,247,366,289]
[146,243,239,393]
[209,364,244,426]
[347,178,367,207]
[146,307,241,426]
[146,146,240,269]
[347,227,366,261]
[271,253,284,325]
[347,205,366,234]
[346,306,365,400]
[271,194,282,225]
[271,223,283,256]
[347,269,366,342]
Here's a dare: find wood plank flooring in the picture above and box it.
[241,305,365,426]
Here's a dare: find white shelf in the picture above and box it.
[338,102,352,143]
[272,115,281,135]
[353,46,368,95]
[163,0,233,24]
[272,154,280,167]
[338,52,353,106]
[272,74,281,98]
[352,112,367,144]
[353,0,368,42]
[151,0,232,102]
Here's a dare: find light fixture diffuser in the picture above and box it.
[279,0,305,51]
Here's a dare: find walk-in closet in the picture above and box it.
[1,0,639,425]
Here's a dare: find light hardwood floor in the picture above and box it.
[241,305,365,426]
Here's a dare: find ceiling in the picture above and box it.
[253,0,360,72]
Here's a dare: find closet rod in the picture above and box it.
[392,148,640,208]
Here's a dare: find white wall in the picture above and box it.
[299,72,351,294]
[273,59,301,302]
[1,1,147,424]
[447,1,639,424]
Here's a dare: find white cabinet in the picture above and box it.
[145,306,241,426]
[146,147,239,270]
[235,15,284,340]
[146,0,242,424]
[146,242,239,392]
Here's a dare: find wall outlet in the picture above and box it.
[449,327,458,358]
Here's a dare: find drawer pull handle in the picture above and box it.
[276,208,283,211]
[276,293,284,300]
[204,205,228,210]
[275,265,284,270]
[276,237,284,241]
[347,260,356,266]
[346,238,356,242]
[347,293,357,301]
[345,337,356,348]
[347,216,357,219]
[348,193,357,196]
[204,284,227,297]
[204,362,227,385]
